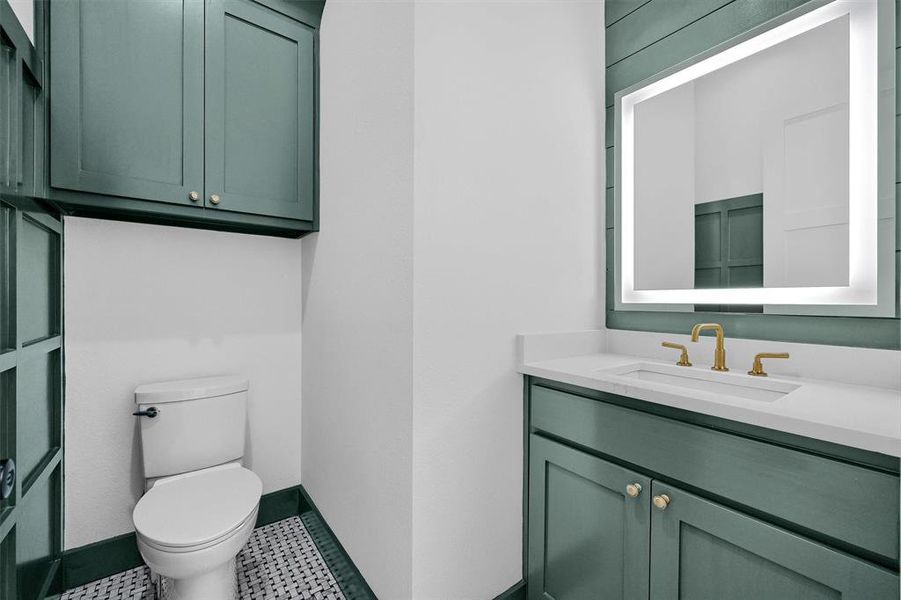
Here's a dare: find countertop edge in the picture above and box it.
[520,362,901,458]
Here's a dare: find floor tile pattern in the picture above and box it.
[60,517,346,600]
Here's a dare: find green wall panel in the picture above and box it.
[606,0,733,66]
[606,0,652,26]
[15,467,58,600]
[605,0,901,349]
[15,350,58,488]
[18,216,57,345]
[0,204,12,352]
[606,0,810,106]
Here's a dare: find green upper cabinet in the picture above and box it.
[49,0,204,207]
[650,483,898,600]
[205,0,315,221]
[48,0,322,237]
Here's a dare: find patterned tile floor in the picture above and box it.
[60,517,346,600]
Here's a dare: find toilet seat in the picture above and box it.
[133,465,262,551]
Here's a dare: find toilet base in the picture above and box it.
[154,558,238,600]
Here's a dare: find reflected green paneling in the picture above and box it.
[16,350,58,486]
[18,216,57,344]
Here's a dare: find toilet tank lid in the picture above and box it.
[135,376,248,404]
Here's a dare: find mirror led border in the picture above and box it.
[618,0,878,305]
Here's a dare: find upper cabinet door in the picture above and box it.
[649,482,899,600]
[50,0,204,205]
[204,0,315,220]
[528,435,651,600]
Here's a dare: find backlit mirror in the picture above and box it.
[614,0,895,315]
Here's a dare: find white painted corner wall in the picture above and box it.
[411,2,604,598]
[301,1,416,598]
[303,1,605,599]
[64,217,303,549]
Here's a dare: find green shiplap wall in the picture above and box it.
[605,0,901,349]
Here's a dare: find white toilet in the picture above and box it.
[132,376,262,600]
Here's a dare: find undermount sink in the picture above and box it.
[596,362,801,402]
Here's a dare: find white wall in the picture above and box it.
[301,1,415,598]
[64,217,303,549]
[411,2,604,598]
[304,2,604,598]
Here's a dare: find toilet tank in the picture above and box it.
[135,376,249,479]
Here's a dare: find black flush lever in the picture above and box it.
[133,407,159,418]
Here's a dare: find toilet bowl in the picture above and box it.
[133,463,262,600]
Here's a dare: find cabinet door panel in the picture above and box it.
[528,435,650,600]
[205,0,314,220]
[50,0,204,205]
[650,482,898,600]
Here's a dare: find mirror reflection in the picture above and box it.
[632,15,850,297]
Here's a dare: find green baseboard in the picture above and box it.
[57,484,309,592]
[493,580,527,600]
[54,483,376,599]
[57,531,143,592]
[298,487,377,600]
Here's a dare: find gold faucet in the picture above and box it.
[661,342,692,366]
[748,352,790,376]
[690,323,728,371]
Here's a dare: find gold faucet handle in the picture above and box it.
[662,342,692,367]
[748,352,790,377]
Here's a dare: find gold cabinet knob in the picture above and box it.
[188,191,200,202]
[626,483,642,498]
[209,194,221,205]
[653,494,671,510]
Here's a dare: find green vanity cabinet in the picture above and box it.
[49,0,322,237]
[525,379,901,599]
[650,483,898,600]
[527,435,650,600]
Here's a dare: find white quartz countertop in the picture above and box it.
[519,352,901,457]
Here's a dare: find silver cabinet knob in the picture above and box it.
[653,494,671,510]
[626,483,642,498]
[188,191,200,202]
[209,194,221,205]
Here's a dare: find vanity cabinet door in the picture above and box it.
[50,0,205,206]
[649,482,899,600]
[528,435,651,600]
[204,0,315,221]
